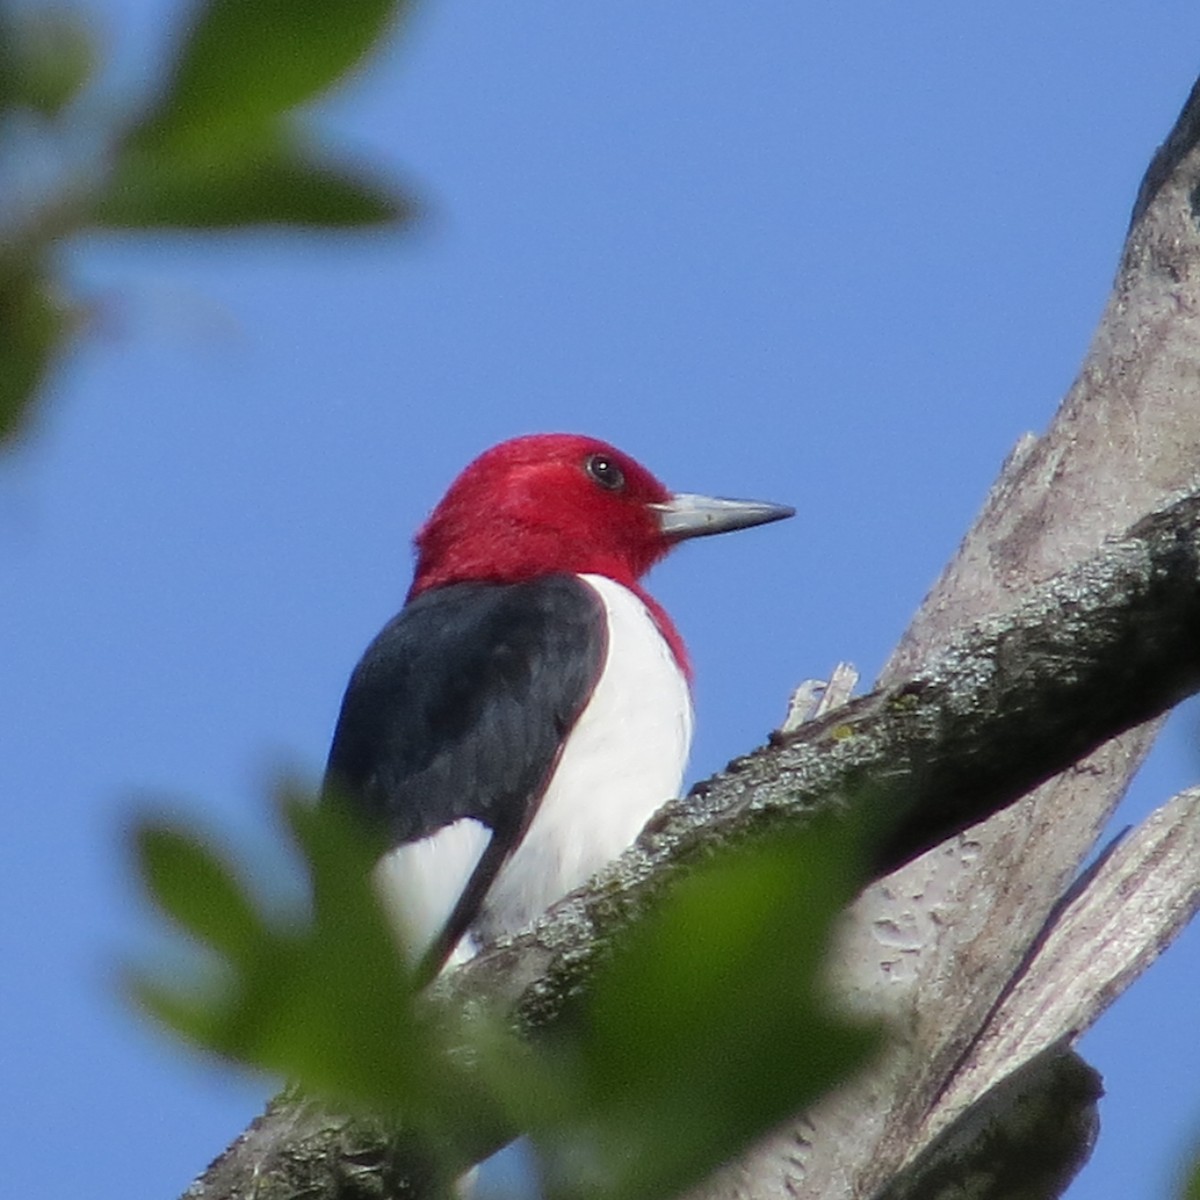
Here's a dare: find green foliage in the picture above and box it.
[95,134,410,230]
[0,8,95,117]
[130,0,407,152]
[131,789,881,1199]
[129,789,502,1159]
[1184,1149,1200,1200]
[0,265,70,441]
[528,818,881,1200]
[0,0,415,447]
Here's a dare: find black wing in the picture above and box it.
[323,575,606,968]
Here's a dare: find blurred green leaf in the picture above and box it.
[1184,1149,1200,1200]
[136,826,264,963]
[94,134,414,230]
[0,8,96,118]
[530,816,884,1200]
[129,786,501,1152]
[132,783,883,1197]
[133,0,407,152]
[0,268,68,444]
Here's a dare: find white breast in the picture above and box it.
[475,573,694,944]
[373,573,694,964]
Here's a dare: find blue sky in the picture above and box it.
[4,2,1200,1197]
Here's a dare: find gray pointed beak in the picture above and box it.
[653,493,795,541]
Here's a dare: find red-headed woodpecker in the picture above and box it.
[323,434,793,978]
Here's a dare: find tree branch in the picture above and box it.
[921,784,1200,1141]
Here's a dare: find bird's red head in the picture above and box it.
[411,434,674,596]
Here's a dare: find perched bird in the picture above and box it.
[323,433,793,979]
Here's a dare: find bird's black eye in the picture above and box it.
[585,453,625,491]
